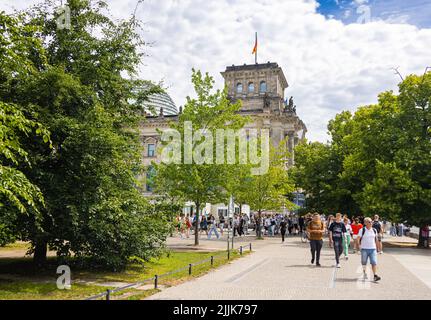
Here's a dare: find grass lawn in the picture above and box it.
[0,248,248,300]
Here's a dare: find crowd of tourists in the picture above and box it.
[174,210,422,283]
[305,212,384,282]
[174,213,250,240]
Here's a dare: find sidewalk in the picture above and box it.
[147,237,431,300]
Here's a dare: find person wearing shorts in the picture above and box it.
[358,217,381,282]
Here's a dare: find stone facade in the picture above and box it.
[222,62,306,165]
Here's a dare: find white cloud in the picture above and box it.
[1,0,430,142]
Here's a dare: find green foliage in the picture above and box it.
[239,142,295,214]
[0,1,170,267]
[293,71,431,231]
[155,69,248,206]
[155,69,248,244]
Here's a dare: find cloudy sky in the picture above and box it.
[1,0,431,142]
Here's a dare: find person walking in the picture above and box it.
[280,218,288,243]
[292,215,299,235]
[373,215,383,254]
[390,222,397,236]
[207,214,220,239]
[343,217,353,260]
[264,216,271,236]
[238,214,244,237]
[219,214,225,236]
[185,214,192,238]
[299,215,305,234]
[326,215,334,245]
[351,218,363,254]
[233,214,240,237]
[243,213,250,235]
[398,222,404,237]
[270,215,276,237]
[306,213,324,267]
[328,213,346,268]
[200,215,208,236]
[287,215,293,235]
[358,217,381,282]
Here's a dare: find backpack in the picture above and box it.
[359,227,377,244]
[372,221,382,233]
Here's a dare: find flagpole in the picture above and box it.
[255,32,258,64]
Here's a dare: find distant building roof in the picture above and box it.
[225,62,280,72]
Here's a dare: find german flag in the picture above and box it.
[252,32,257,55]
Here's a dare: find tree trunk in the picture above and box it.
[194,203,200,246]
[33,238,48,268]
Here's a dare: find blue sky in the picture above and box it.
[317,0,431,28]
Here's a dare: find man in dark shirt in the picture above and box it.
[280,218,287,243]
[329,213,347,268]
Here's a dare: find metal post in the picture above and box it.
[240,246,243,255]
[211,256,214,267]
[250,242,252,252]
[232,229,234,251]
[154,275,158,289]
[106,289,111,300]
[189,264,192,275]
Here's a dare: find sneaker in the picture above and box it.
[374,275,381,282]
[316,263,321,267]
[336,264,341,268]
[363,272,368,280]
[379,251,383,255]
[345,256,349,260]
[311,259,315,264]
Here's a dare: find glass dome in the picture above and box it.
[143,92,178,116]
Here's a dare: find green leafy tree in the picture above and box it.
[241,143,295,238]
[293,71,431,247]
[0,102,50,246]
[155,69,247,245]
[0,0,170,268]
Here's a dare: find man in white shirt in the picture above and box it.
[358,217,381,282]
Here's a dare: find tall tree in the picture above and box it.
[0,101,50,246]
[155,69,247,245]
[0,0,170,268]
[293,71,431,247]
[241,143,295,239]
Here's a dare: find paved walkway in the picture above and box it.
[148,237,431,300]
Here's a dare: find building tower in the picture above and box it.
[221,62,307,165]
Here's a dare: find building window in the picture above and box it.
[147,144,155,157]
[260,81,267,93]
[146,166,156,192]
[236,83,243,93]
[248,82,254,93]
